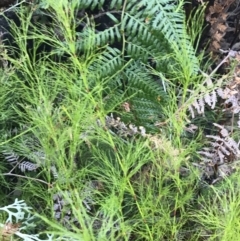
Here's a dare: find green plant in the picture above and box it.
[1,0,240,240]
[192,174,240,240]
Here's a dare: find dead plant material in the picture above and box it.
[206,0,235,56]
[0,222,21,241]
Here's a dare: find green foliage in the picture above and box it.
[193,174,240,240]
[2,1,238,241]
[33,0,201,129]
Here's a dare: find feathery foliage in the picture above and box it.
[2,1,240,241]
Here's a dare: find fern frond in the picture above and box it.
[103,88,125,112]
[124,62,165,98]
[189,77,240,119]
[3,150,40,172]
[52,180,103,229]
[122,12,169,63]
[1,131,46,174]
[18,161,38,172]
[77,0,104,9]
[197,123,240,183]
[104,113,147,137]
[124,0,200,75]
[2,150,19,164]
[89,47,124,79]
[94,25,121,46]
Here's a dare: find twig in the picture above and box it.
[200,51,233,78]
[2,0,26,13]
[2,173,53,187]
[93,10,121,19]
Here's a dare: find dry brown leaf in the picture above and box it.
[213,32,223,42]
[0,222,20,240]
[217,24,228,33]
[206,0,234,54]
[212,40,221,50]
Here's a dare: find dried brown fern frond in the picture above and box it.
[206,0,235,56]
[189,51,240,119]
[104,114,146,137]
[188,77,220,118]
[197,123,240,183]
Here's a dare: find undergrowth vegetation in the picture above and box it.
[1,0,240,240]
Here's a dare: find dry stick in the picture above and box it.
[8,157,26,174]
[93,10,121,19]
[1,0,26,13]
[2,173,52,187]
[200,50,233,78]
